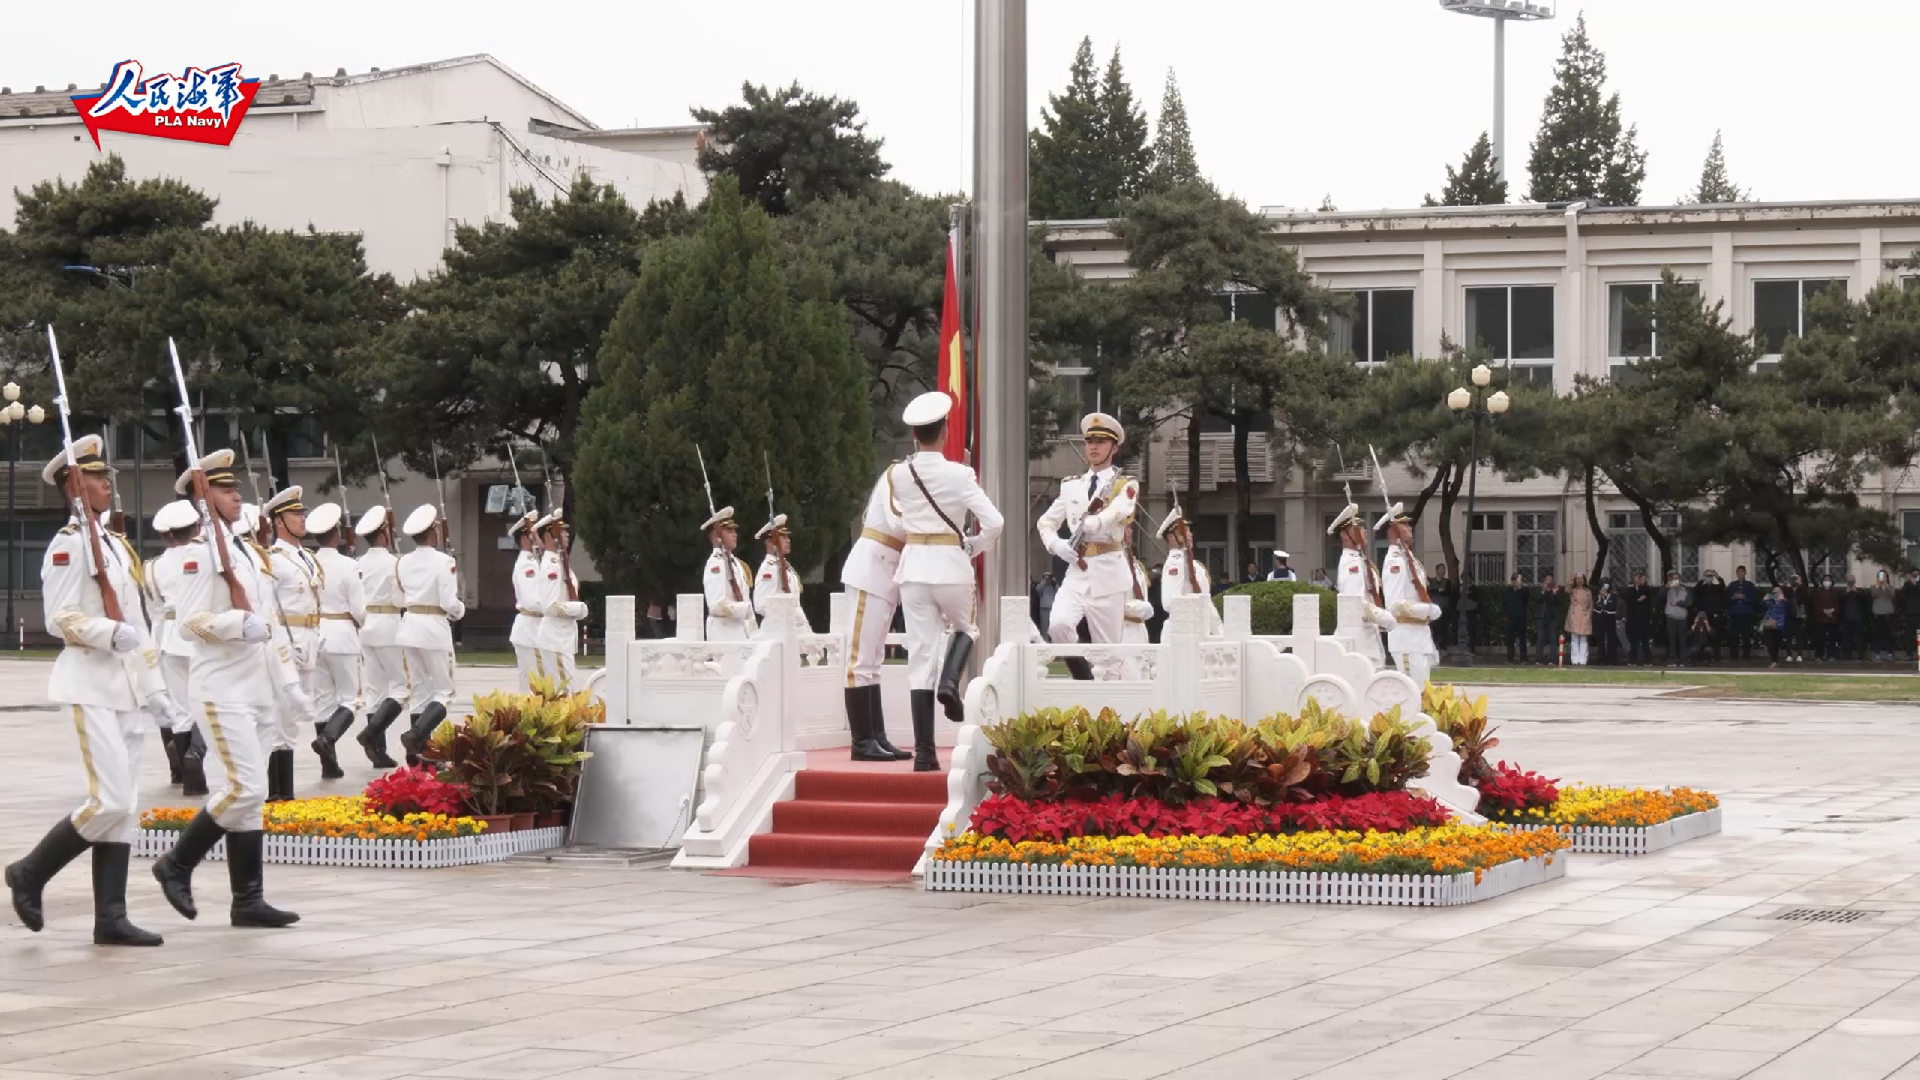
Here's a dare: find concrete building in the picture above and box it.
[1043,200,1920,588]
[0,55,706,639]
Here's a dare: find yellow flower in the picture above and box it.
[934,825,1567,876]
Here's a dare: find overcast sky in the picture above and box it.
[5,1,1914,211]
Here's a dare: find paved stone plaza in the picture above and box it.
[1,657,1918,1079]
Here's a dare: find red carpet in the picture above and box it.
[741,757,949,875]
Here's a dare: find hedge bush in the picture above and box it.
[1216,581,1338,635]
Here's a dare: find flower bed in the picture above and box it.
[142,797,486,840]
[969,791,1453,842]
[1489,784,1722,855]
[131,826,566,870]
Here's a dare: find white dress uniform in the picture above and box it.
[1378,507,1442,687]
[356,533,408,709]
[506,513,543,690]
[701,514,757,641]
[145,537,197,717]
[535,545,588,689]
[1122,557,1153,644]
[1037,416,1138,647]
[1330,504,1395,666]
[395,507,464,714]
[841,471,905,689]
[890,452,1004,691]
[1158,512,1225,637]
[751,537,811,637]
[312,539,365,719]
[266,510,323,753]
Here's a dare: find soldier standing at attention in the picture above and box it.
[534,514,589,690]
[1378,502,1442,687]
[507,511,544,690]
[396,505,464,766]
[150,449,303,930]
[1331,502,1396,665]
[6,435,176,946]
[838,463,912,762]
[1036,414,1138,675]
[1158,504,1224,637]
[352,506,406,767]
[890,392,1003,769]
[752,513,812,635]
[146,499,209,796]
[702,507,757,641]
[263,487,321,801]
[305,503,365,779]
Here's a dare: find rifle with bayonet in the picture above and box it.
[429,443,454,555]
[331,444,353,554]
[1168,470,1198,592]
[763,451,789,594]
[696,445,744,603]
[46,326,123,623]
[167,338,249,613]
[369,432,396,541]
[1368,444,1429,605]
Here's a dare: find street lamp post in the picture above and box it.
[1,384,47,647]
[1446,365,1511,666]
[1438,1,1556,184]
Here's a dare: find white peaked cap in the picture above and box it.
[152,499,198,534]
[1156,506,1186,540]
[402,503,439,537]
[531,513,557,534]
[41,433,110,486]
[263,486,304,516]
[304,503,343,536]
[701,506,736,532]
[1080,412,1124,444]
[755,512,788,540]
[1373,501,1407,533]
[508,510,538,537]
[353,504,388,537]
[1327,503,1361,535]
[1274,550,1290,559]
[902,391,953,427]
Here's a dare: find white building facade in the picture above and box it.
[1046,201,1920,587]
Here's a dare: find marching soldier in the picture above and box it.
[838,466,912,762]
[701,508,756,641]
[150,449,303,930]
[890,392,1003,769]
[1037,414,1138,673]
[352,506,406,768]
[305,503,365,779]
[534,514,588,690]
[1158,505,1224,636]
[146,500,209,797]
[6,435,176,946]
[1377,502,1442,687]
[752,514,812,635]
[396,505,464,766]
[507,511,544,690]
[263,487,322,801]
[1331,502,1396,665]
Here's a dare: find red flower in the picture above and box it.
[1475,761,1561,813]
[364,765,468,818]
[966,790,1453,841]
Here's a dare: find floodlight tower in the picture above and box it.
[1440,0,1555,185]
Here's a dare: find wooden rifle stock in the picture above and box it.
[65,470,122,623]
[189,470,252,613]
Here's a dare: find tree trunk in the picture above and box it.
[1233,409,1252,582]
[1407,462,1449,532]
[1583,464,1611,585]
[1436,460,1465,579]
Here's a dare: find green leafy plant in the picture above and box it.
[1215,581,1337,634]
[982,707,1075,801]
[426,708,531,817]
[1055,706,1127,796]
[1323,706,1432,797]
[1423,682,1498,785]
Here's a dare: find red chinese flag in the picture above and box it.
[938,227,968,463]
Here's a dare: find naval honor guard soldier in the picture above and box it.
[5,435,176,946]
[1331,503,1396,666]
[150,449,302,930]
[702,508,757,641]
[147,499,210,797]
[352,506,407,767]
[890,392,1003,770]
[1377,502,1442,687]
[534,514,588,690]
[305,503,365,779]
[752,514,812,635]
[264,487,322,800]
[1157,505,1224,637]
[396,505,465,766]
[1037,414,1138,675]
[837,463,912,762]
[507,511,544,690]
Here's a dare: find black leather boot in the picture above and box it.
[311,707,352,780]
[6,818,91,932]
[865,685,911,760]
[225,831,299,928]
[180,730,210,798]
[910,690,939,772]
[935,634,974,722]
[357,699,401,769]
[160,729,185,785]
[265,749,294,803]
[400,702,447,766]
[152,810,225,920]
[1063,656,1096,681]
[845,687,892,762]
[90,844,162,947]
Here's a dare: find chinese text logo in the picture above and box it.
[71,60,261,149]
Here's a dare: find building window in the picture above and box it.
[1467,551,1507,586]
[1512,511,1556,584]
[1329,289,1414,365]
[0,516,63,601]
[1608,280,1699,383]
[1469,511,1505,532]
[1192,514,1229,586]
[1906,511,1920,569]
[1806,551,1848,583]
[1216,290,1277,331]
[1465,285,1553,383]
[1753,278,1846,367]
[1605,511,1699,583]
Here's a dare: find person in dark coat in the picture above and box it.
[1692,571,1727,664]
[1532,574,1564,663]
[1839,574,1869,661]
[1624,570,1656,665]
[1901,568,1920,660]
[1502,574,1530,663]
[1811,576,1841,661]
[1726,566,1759,661]
[1593,581,1622,665]
[1430,564,1458,652]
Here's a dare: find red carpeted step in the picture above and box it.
[748,832,929,872]
[772,799,943,838]
[793,769,948,804]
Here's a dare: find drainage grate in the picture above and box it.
[1774,908,1878,924]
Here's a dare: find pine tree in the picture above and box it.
[1145,69,1199,192]
[1525,14,1648,205]
[1684,131,1748,204]
[573,176,872,598]
[691,82,888,216]
[1029,38,1107,219]
[1422,131,1509,206]
[1096,45,1153,208]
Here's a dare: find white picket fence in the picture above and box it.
[924,851,1565,907]
[1512,808,1721,856]
[131,827,567,869]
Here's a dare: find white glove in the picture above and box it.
[241,613,270,643]
[961,536,980,559]
[1126,599,1154,622]
[110,622,141,653]
[1047,539,1074,564]
[146,694,190,733]
[283,685,314,717]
